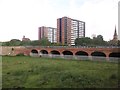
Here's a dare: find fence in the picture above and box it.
[25,46,120,49]
[30,53,119,63]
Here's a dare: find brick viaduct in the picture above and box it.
[1,46,120,58]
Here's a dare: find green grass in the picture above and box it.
[2,56,119,88]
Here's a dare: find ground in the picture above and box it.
[2,56,119,88]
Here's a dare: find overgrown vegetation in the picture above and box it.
[2,56,119,88]
[16,53,25,56]
[75,35,119,46]
[1,37,51,46]
[1,35,120,46]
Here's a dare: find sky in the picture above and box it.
[0,0,119,42]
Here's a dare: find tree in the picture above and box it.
[2,41,10,46]
[96,35,103,41]
[10,39,21,42]
[92,35,107,46]
[75,37,92,46]
[30,40,41,46]
[0,42,2,46]
[9,39,21,46]
[108,40,118,46]
[118,40,120,46]
[39,37,51,46]
[30,37,51,46]
[75,35,108,46]
[21,41,31,46]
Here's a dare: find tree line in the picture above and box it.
[1,35,120,46]
[75,35,120,46]
[1,37,51,46]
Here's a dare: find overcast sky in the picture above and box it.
[0,0,119,41]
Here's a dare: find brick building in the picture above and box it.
[57,16,85,46]
[22,36,30,41]
[38,26,57,43]
[113,26,118,41]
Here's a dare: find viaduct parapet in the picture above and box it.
[1,46,120,58]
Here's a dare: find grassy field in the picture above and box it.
[2,56,119,88]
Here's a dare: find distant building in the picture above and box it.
[22,36,30,41]
[113,26,118,41]
[57,16,85,46]
[38,26,57,43]
[109,26,118,46]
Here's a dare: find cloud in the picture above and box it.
[118,1,120,40]
[67,0,118,40]
[0,0,55,41]
[0,0,119,41]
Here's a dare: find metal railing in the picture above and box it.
[25,46,120,49]
[30,53,119,63]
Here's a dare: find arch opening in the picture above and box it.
[75,51,88,56]
[51,50,60,55]
[40,50,48,54]
[62,51,73,55]
[31,49,38,54]
[91,51,106,57]
[109,52,120,58]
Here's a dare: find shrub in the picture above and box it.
[109,74,117,79]
[16,53,25,56]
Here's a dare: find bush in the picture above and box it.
[109,74,117,79]
[16,53,25,56]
